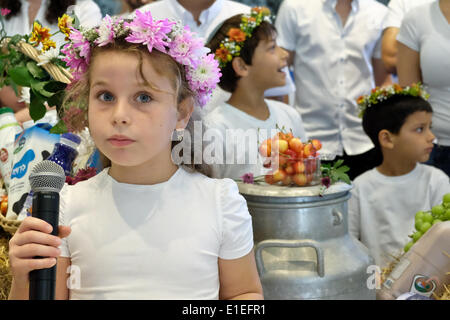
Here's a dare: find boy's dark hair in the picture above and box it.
[362,95,433,165]
[206,14,276,93]
[0,0,76,24]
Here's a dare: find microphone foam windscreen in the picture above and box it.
[29,160,66,193]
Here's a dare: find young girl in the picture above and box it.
[203,7,307,180]
[8,11,263,300]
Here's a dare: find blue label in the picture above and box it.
[11,149,35,179]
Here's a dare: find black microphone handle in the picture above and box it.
[29,191,60,300]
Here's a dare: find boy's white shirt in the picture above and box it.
[203,99,307,180]
[59,167,254,299]
[348,163,450,268]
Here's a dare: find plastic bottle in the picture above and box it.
[0,107,23,191]
[47,132,81,176]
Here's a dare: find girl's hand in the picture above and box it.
[8,217,71,282]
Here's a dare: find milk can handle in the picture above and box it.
[255,239,325,278]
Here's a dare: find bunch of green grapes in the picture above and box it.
[404,193,450,253]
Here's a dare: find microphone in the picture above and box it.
[28,160,66,300]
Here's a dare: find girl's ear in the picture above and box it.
[378,129,395,150]
[176,96,194,129]
[231,57,249,77]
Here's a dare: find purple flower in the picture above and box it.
[124,10,175,53]
[168,26,205,67]
[321,176,331,188]
[241,173,254,184]
[186,53,221,106]
[1,8,11,16]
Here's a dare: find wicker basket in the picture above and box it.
[0,214,21,236]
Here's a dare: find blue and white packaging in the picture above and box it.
[6,120,60,219]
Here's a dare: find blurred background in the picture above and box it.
[93,0,391,17]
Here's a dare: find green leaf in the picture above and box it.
[31,81,54,98]
[336,165,350,173]
[8,66,34,86]
[43,81,66,93]
[29,90,47,121]
[46,90,65,110]
[9,34,23,45]
[49,120,68,134]
[333,159,344,168]
[26,61,47,79]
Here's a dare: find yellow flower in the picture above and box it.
[29,21,53,48]
[58,14,73,40]
[42,39,56,52]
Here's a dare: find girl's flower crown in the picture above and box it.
[214,7,273,68]
[356,83,430,118]
[61,10,221,107]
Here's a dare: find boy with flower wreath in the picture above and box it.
[203,7,307,180]
[348,84,450,268]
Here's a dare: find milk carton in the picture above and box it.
[6,121,60,219]
[0,107,22,192]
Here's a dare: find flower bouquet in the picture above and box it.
[0,8,73,124]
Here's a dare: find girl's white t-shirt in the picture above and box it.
[348,163,450,268]
[59,167,254,299]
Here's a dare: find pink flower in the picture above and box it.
[124,10,175,53]
[186,53,221,106]
[1,8,11,16]
[241,173,254,184]
[95,15,115,47]
[168,26,205,67]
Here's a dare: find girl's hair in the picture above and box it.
[362,95,433,165]
[61,39,200,170]
[0,0,76,24]
[207,14,276,93]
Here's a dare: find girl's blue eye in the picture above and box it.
[98,92,114,102]
[136,93,152,103]
[416,127,424,133]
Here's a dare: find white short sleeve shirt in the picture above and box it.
[348,164,450,267]
[59,167,254,299]
[275,0,389,156]
[383,0,435,29]
[397,1,450,145]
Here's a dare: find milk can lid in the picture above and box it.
[237,181,352,199]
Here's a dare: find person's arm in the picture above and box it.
[396,42,421,86]
[0,86,26,111]
[218,249,263,300]
[55,257,71,300]
[381,27,400,74]
[372,57,392,87]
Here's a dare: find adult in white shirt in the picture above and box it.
[275,0,392,180]
[136,0,296,112]
[0,0,102,122]
[396,0,450,177]
[381,0,435,74]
